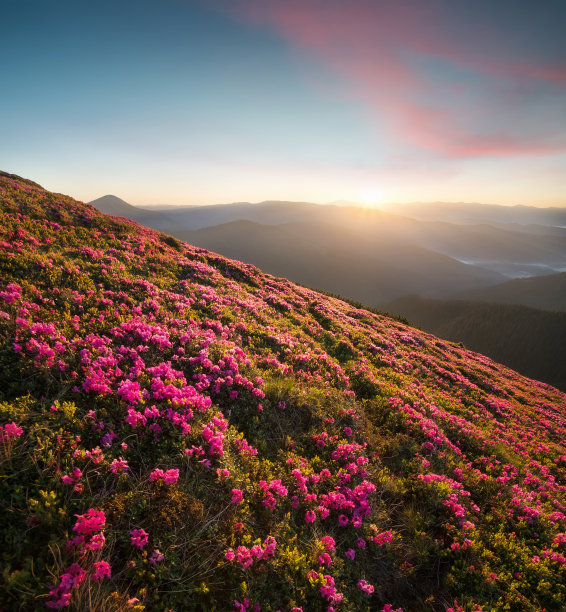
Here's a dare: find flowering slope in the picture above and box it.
[0,172,565,612]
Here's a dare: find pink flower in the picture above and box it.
[85,532,106,551]
[338,514,349,526]
[46,593,72,609]
[225,548,236,562]
[46,563,86,609]
[150,469,165,482]
[231,489,244,504]
[250,544,263,558]
[318,506,330,520]
[117,379,142,404]
[262,535,277,558]
[372,530,394,545]
[358,579,374,594]
[110,457,129,474]
[356,537,366,549]
[73,509,105,536]
[305,510,316,523]
[345,548,356,560]
[163,468,179,485]
[318,553,332,566]
[130,528,149,550]
[0,422,23,441]
[91,561,111,582]
[149,467,179,485]
[236,546,253,568]
[321,536,336,552]
[149,549,164,565]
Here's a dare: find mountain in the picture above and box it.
[2,173,566,611]
[456,271,566,312]
[381,295,566,390]
[89,194,172,228]
[91,196,566,288]
[89,198,328,231]
[175,219,504,305]
[389,201,566,228]
[89,194,152,217]
[160,200,326,230]
[161,203,566,275]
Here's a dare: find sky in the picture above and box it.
[1,0,566,207]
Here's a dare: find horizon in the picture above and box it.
[2,0,566,207]
[90,192,566,212]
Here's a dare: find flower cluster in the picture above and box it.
[130,528,149,550]
[149,467,179,485]
[225,536,277,569]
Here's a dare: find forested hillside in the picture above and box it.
[382,296,566,391]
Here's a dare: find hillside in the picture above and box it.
[456,272,566,312]
[381,296,566,391]
[174,220,503,305]
[1,174,566,611]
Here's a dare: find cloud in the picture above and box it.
[218,0,566,158]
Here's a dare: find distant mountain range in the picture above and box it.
[90,195,566,301]
[388,200,566,228]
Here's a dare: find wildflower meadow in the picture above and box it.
[0,171,565,611]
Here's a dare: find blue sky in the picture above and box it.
[2,0,565,207]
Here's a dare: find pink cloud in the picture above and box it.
[217,0,566,158]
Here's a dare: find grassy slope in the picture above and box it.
[1,173,565,611]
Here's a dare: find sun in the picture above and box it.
[358,187,384,207]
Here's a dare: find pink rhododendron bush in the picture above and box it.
[1,171,566,611]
